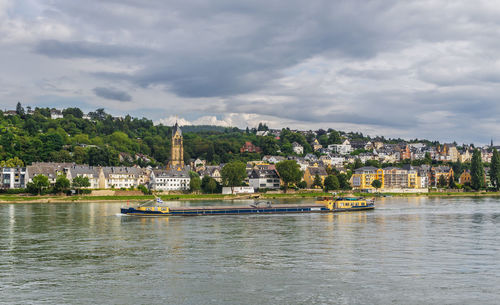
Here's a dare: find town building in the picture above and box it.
[328,139,352,155]
[149,168,190,191]
[248,168,281,190]
[240,141,262,153]
[459,170,471,185]
[100,166,144,189]
[198,166,222,183]
[66,165,101,189]
[292,142,304,155]
[1,167,27,189]
[27,162,73,184]
[351,166,384,190]
[430,166,454,187]
[303,166,328,188]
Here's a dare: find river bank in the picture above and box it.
[1,190,500,203]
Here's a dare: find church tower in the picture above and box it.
[169,122,184,169]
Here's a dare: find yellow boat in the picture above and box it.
[315,196,375,211]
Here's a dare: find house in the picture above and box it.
[150,168,190,191]
[3,110,18,116]
[198,166,222,183]
[303,166,328,188]
[350,166,384,190]
[119,152,133,163]
[430,166,454,187]
[240,141,262,153]
[0,167,27,189]
[304,153,318,162]
[100,166,143,189]
[459,170,471,185]
[459,149,472,163]
[399,145,411,160]
[436,143,459,162]
[328,139,352,155]
[256,130,269,136]
[66,165,101,189]
[50,109,63,119]
[248,169,281,190]
[311,139,322,151]
[262,155,285,164]
[192,158,206,170]
[292,142,304,155]
[350,140,367,150]
[27,162,73,184]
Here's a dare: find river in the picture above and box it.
[1,197,499,304]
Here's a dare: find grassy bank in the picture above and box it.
[2,191,500,204]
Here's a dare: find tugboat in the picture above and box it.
[120,196,374,216]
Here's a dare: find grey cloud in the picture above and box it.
[35,40,147,59]
[5,0,500,143]
[93,87,132,102]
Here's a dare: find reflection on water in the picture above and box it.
[1,197,499,305]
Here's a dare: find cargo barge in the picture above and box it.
[120,197,374,216]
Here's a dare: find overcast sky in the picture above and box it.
[1,0,500,144]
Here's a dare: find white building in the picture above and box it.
[292,142,304,155]
[248,169,281,190]
[150,169,190,191]
[328,139,352,155]
[1,167,27,189]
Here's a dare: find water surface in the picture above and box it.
[1,197,499,304]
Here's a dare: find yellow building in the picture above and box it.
[351,166,384,189]
[169,122,184,169]
[459,170,471,185]
[304,166,328,188]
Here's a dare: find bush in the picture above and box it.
[297,181,307,189]
[0,188,27,194]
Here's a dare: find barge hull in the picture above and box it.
[120,204,374,216]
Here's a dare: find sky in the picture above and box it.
[1,0,500,144]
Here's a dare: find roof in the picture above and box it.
[172,122,182,137]
[152,168,189,178]
[249,169,279,179]
[27,162,73,179]
[102,166,143,177]
[69,165,100,176]
[307,166,328,176]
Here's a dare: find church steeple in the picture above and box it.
[169,122,184,169]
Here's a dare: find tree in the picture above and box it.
[312,174,323,188]
[324,175,340,192]
[275,160,302,193]
[54,175,70,194]
[353,158,363,169]
[449,176,456,189]
[0,157,24,167]
[221,161,247,193]
[470,149,484,190]
[490,148,500,190]
[201,176,218,194]
[371,179,382,191]
[438,175,447,188]
[338,173,352,190]
[62,107,83,118]
[189,171,202,192]
[72,176,91,194]
[16,102,25,116]
[424,152,432,164]
[138,184,151,195]
[27,174,50,195]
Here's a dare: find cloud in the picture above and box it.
[2,0,500,144]
[93,87,132,102]
[35,40,147,59]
